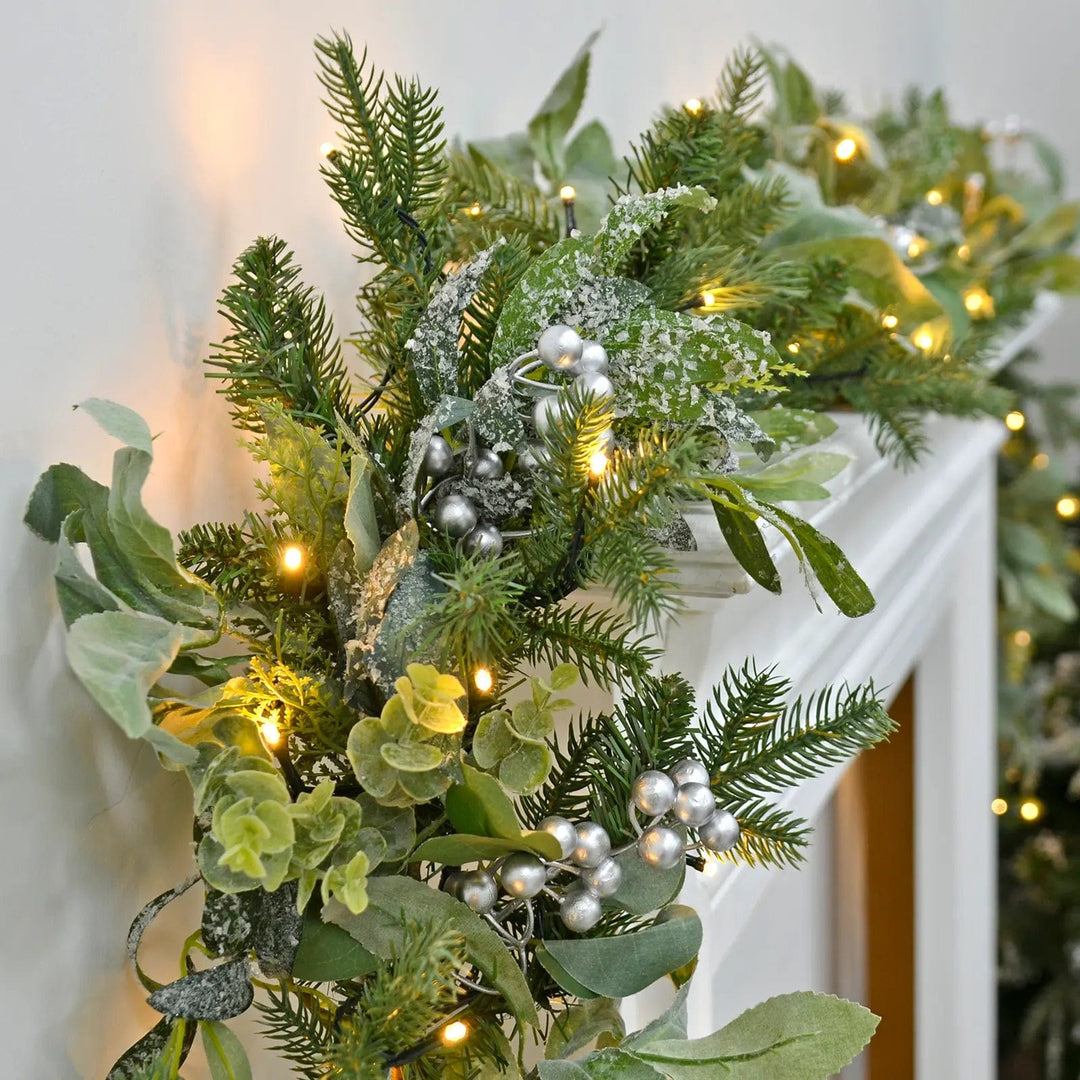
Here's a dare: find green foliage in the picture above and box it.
[207,237,356,435]
[255,985,333,1080]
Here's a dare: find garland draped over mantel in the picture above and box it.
[25,29,1080,1080]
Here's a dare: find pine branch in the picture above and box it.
[514,602,659,688]
[207,237,356,435]
[255,984,334,1080]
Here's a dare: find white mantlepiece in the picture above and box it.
[621,410,1006,1077]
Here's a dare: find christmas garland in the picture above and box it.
[33,29,1080,1080]
[27,33,897,1080]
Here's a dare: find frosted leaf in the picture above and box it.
[400,395,475,509]
[456,471,534,522]
[473,365,526,452]
[606,308,779,430]
[646,513,698,552]
[559,277,652,340]
[405,241,503,409]
[700,396,774,460]
[593,185,717,274]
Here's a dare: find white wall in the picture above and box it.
[1,2,1072,1075]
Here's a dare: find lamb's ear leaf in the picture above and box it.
[630,991,879,1080]
[78,397,154,454]
[66,610,198,764]
[24,463,107,542]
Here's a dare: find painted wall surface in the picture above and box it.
[1,2,1073,1075]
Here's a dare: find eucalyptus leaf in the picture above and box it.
[412,830,561,865]
[538,907,702,998]
[545,997,626,1060]
[201,1021,253,1080]
[610,849,685,916]
[711,499,782,595]
[292,915,378,981]
[325,875,538,1026]
[444,763,523,839]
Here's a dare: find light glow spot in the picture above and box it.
[260,720,281,747]
[282,544,304,572]
[926,188,944,206]
[589,450,610,477]
[684,98,704,115]
[1019,799,1042,823]
[473,668,494,693]
[701,290,715,307]
[442,1021,469,1045]
[957,243,971,260]
[881,313,899,330]
[1032,453,1050,470]
[319,141,337,159]
[1013,629,1032,648]
[467,202,482,217]
[1057,495,1080,520]
[1005,411,1026,432]
[787,341,801,355]
[991,798,1008,816]
[834,137,857,162]
[913,329,934,352]
[559,185,576,202]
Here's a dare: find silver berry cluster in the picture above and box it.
[440,758,739,941]
[421,439,506,558]
[518,324,616,466]
[630,757,740,868]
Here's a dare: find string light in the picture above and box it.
[559,186,577,237]
[684,98,703,115]
[260,720,281,747]
[907,237,928,259]
[589,449,610,477]
[1019,799,1042,823]
[834,137,857,162]
[1004,411,1026,432]
[281,544,305,572]
[1032,452,1050,470]
[991,798,1008,816]
[913,329,934,352]
[963,286,994,317]
[926,188,944,206]
[957,243,971,260]
[559,185,576,202]
[881,313,899,330]
[319,141,338,159]
[700,290,715,307]
[787,341,800,355]
[1013,629,1032,648]
[1056,495,1080,520]
[473,667,494,693]
[467,202,482,217]
[441,1020,470,1046]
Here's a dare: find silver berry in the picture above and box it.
[578,340,609,375]
[458,869,498,914]
[698,809,741,853]
[632,770,677,817]
[539,815,578,860]
[533,394,565,437]
[637,824,685,870]
[669,758,710,788]
[574,371,615,401]
[432,494,478,538]
[517,442,551,472]
[463,523,504,559]
[468,447,505,480]
[442,871,465,900]
[674,782,716,827]
[581,856,622,898]
[559,885,603,932]
[499,852,548,899]
[422,435,456,479]
[572,821,611,868]
[537,324,584,372]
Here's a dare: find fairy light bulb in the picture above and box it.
[957,243,972,260]
[787,341,800,355]
[589,449,609,477]
[701,290,715,307]
[1019,799,1042,823]
[441,1020,469,1046]
[473,667,494,693]
[963,287,993,316]
[559,185,576,202]
[260,720,281,747]
[1032,453,1050,470]
[467,202,482,217]
[1013,629,1032,648]
[881,313,899,330]
[991,798,1008,816]
[834,137,857,162]
[319,141,338,159]
[1005,411,1026,432]
[684,98,703,115]
[926,188,944,206]
[913,329,934,352]
[907,237,927,259]
[1056,495,1080,520]
[282,544,305,572]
